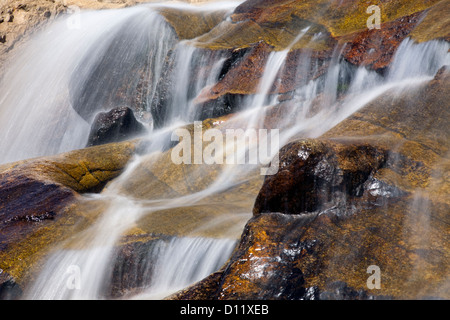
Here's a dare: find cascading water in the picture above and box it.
[1,0,448,301]
[0,5,176,164]
[151,42,230,128]
[131,237,237,300]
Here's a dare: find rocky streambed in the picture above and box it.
[0,0,449,300]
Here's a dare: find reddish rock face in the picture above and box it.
[194,42,272,104]
[193,43,333,116]
[341,11,424,71]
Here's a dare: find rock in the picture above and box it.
[150,46,246,128]
[160,0,448,127]
[434,65,449,80]
[156,5,229,41]
[172,65,450,300]
[108,119,264,239]
[191,0,444,51]
[341,11,423,71]
[166,271,223,300]
[195,43,331,107]
[0,269,22,300]
[105,234,168,298]
[137,0,450,128]
[0,138,140,193]
[253,139,388,215]
[193,0,335,52]
[0,172,77,251]
[149,49,178,129]
[0,139,140,291]
[0,116,264,296]
[410,0,450,43]
[68,12,177,123]
[87,107,147,147]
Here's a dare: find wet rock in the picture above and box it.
[173,62,450,300]
[179,0,447,125]
[108,119,264,239]
[0,139,140,193]
[177,196,448,299]
[0,270,22,300]
[153,0,447,128]
[106,234,166,298]
[87,107,147,147]
[192,0,443,51]
[195,43,331,107]
[0,139,140,290]
[150,47,239,128]
[69,13,176,123]
[253,140,387,215]
[167,271,223,300]
[341,11,423,71]
[150,49,178,129]
[0,173,76,252]
[434,65,449,80]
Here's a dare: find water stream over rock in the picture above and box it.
[0,0,448,300]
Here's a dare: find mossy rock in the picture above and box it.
[0,139,139,290]
[410,0,450,43]
[155,5,231,41]
[188,0,445,52]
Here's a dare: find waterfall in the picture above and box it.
[131,237,237,300]
[24,154,242,299]
[387,37,450,81]
[151,42,229,127]
[0,5,175,164]
[2,0,448,301]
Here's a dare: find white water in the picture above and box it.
[132,237,236,300]
[156,43,229,126]
[2,0,447,301]
[0,5,175,164]
[24,153,242,299]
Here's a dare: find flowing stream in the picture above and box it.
[0,1,448,300]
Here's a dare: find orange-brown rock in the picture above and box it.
[195,43,332,107]
[341,11,423,71]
